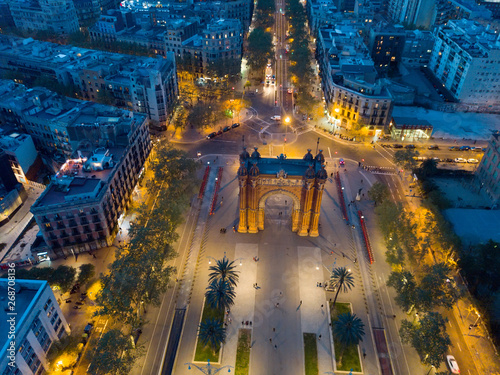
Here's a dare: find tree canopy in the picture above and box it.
[399,312,451,368]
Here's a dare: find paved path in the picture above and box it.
[298,246,335,374]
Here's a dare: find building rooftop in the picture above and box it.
[392,116,433,128]
[438,19,500,57]
[240,152,325,176]
[0,34,174,81]
[32,147,125,207]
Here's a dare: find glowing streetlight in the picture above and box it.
[285,116,290,123]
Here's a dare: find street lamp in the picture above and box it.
[185,359,234,374]
[285,116,290,123]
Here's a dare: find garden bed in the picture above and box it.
[303,333,319,375]
[235,329,251,375]
[194,301,224,362]
[329,302,362,372]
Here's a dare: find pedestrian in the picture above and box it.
[275,303,279,308]
[342,252,345,258]
[273,327,276,332]
[269,338,272,343]
[363,352,366,359]
[321,304,324,308]
[274,344,277,349]
[285,200,287,204]
[393,315,396,319]
[316,282,319,287]
[300,300,303,305]
[354,258,357,263]
[318,334,322,340]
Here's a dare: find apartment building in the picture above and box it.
[0,129,38,184]
[476,131,500,206]
[367,23,406,71]
[317,27,393,135]
[306,0,371,35]
[9,0,79,35]
[429,19,500,106]
[0,35,178,123]
[30,110,151,258]
[0,279,71,375]
[401,30,434,67]
[387,0,435,29]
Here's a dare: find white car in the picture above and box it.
[446,355,460,374]
[467,158,479,164]
[454,158,467,163]
[270,115,281,121]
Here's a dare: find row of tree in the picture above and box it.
[198,258,240,352]
[368,155,468,369]
[3,264,95,293]
[245,0,274,76]
[87,142,199,374]
[284,0,321,117]
[409,155,500,345]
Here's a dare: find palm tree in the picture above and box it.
[205,278,236,311]
[208,257,239,287]
[198,318,226,352]
[330,267,355,311]
[333,312,365,366]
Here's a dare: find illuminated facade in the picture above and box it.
[237,148,327,237]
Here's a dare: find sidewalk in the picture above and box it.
[298,246,335,374]
[222,243,258,367]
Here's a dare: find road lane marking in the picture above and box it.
[328,147,332,159]
[457,342,462,351]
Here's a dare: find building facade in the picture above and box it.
[429,19,500,107]
[367,23,406,71]
[401,30,435,67]
[387,0,435,29]
[237,148,327,237]
[9,0,79,35]
[0,130,38,184]
[0,36,178,123]
[476,131,500,206]
[30,111,151,258]
[317,27,393,135]
[0,279,71,375]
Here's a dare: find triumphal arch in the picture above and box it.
[237,147,327,237]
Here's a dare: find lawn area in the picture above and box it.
[194,301,225,362]
[329,302,362,372]
[303,333,319,375]
[235,329,251,375]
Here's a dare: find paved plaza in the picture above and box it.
[171,155,405,375]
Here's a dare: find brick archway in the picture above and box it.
[257,188,301,232]
[236,148,328,237]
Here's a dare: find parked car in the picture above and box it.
[232,123,240,128]
[207,132,217,139]
[449,146,460,151]
[393,144,403,149]
[216,129,223,136]
[446,355,460,374]
[339,158,345,166]
[460,146,471,151]
[405,144,416,149]
[223,125,231,132]
[381,144,391,148]
[455,158,467,163]
[444,158,454,163]
[467,158,479,164]
[428,145,439,150]
[270,115,281,121]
